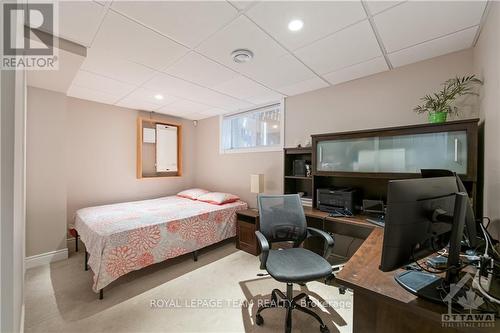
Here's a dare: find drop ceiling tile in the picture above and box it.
[213,75,275,100]
[374,1,486,52]
[27,47,85,94]
[67,84,123,105]
[115,88,177,111]
[184,113,212,121]
[365,1,404,15]
[277,76,328,96]
[126,87,178,105]
[323,57,388,86]
[164,52,239,87]
[115,99,159,112]
[143,72,251,111]
[51,1,106,47]
[71,70,136,96]
[143,72,202,98]
[245,91,284,105]
[246,1,366,50]
[81,50,157,85]
[111,1,238,48]
[240,53,317,90]
[294,20,382,75]
[91,10,188,70]
[202,108,227,116]
[229,1,256,11]
[191,88,253,111]
[389,26,478,68]
[158,99,211,116]
[196,16,287,72]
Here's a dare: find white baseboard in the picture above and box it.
[25,248,68,269]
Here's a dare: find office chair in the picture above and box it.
[255,194,334,333]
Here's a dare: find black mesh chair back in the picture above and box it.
[257,194,308,245]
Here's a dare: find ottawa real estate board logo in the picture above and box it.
[441,273,495,329]
[2,2,58,70]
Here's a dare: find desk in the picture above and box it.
[236,207,376,259]
[303,207,375,238]
[336,228,499,333]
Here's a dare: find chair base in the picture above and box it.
[255,283,329,333]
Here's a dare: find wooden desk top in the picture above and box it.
[302,207,376,230]
[336,228,499,330]
[238,207,377,230]
[336,228,418,302]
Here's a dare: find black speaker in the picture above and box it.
[293,160,306,176]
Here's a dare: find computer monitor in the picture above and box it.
[421,169,479,248]
[380,177,469,303]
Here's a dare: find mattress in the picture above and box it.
[75,195,247,292]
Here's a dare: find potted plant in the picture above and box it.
[414,75,482,123]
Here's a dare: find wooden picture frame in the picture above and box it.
[137,117,182,179]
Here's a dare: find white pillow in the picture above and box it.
[176,188,209,200]
[197,192,240,205]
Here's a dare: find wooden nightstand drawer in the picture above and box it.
[236,209,260,256]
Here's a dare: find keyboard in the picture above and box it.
[366,217,385,227]
[328,209,354,217]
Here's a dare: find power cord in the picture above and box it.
[472,223,500,304]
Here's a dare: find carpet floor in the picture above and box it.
[25,240,353,333]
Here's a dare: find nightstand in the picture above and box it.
[236,209,260,255]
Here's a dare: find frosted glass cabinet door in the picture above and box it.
[316,130,468,174]
[317,137,378,172]
[378,131,467,174]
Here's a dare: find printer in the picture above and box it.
[317,188,359,214]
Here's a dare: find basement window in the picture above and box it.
[220,102,284,154]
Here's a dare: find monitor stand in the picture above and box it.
[395,192,469,304]
[394,270,465,304]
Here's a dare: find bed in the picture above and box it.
[74,195,247,296]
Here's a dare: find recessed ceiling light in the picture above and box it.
[272,124,278,129]
[154,94,164,100]
[231,49,254,64]
[288,19,303,32]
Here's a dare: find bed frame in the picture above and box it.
[75,230,200,300]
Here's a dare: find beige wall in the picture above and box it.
[285,49,476,146]
[195,49,476,210]
[473,2,500,240]
[26,87,67,257]
[26,87,196,256]
[66,98,196,224]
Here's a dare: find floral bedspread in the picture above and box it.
[74,196,247,292]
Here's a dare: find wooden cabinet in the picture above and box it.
[283,147,313,208]
[311,119,480,214]
[236,209,260,255]
[312,118,478,181]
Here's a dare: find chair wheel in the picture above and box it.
[255,314,264,326]
[320,324,330,333]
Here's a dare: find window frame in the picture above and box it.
[219,99,285,154]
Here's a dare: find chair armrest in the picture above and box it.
[307,227,334,259]
[255,231,270,270]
